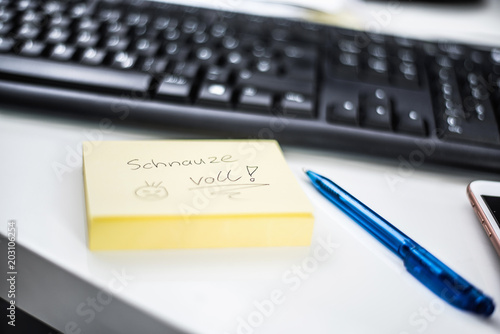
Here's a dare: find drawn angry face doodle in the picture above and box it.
[135,181,168,200]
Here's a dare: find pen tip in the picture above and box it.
[302,168,309,174]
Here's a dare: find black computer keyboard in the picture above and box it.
[1,0,499,170]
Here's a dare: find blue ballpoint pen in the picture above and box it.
[304,170,495,316]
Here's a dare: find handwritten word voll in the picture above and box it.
[189,170,242,186]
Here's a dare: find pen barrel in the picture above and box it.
[309,172,407,256]
[402,245,495,316]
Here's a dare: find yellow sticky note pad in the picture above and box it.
[82,140,314,250]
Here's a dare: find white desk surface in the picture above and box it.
[1,1,500,334]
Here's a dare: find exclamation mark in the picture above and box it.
[246,166,258,182]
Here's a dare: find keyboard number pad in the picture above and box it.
[433,62,500,145]
[329,32,420,88]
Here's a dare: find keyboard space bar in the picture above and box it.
[0,55,151,93]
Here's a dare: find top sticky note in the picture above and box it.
[82,140,314,250]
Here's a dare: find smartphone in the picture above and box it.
[467,180,500,257]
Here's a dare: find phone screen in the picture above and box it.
[482,195,500,229]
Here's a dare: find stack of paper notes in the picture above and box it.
[82,140,314,250]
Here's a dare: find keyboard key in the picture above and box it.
[75,17,100,31]
[271,28,289,42]
[102,35,129,51]
[327,99,359,125]
[192,31,209,44]
[393,36,415,48]
[210,22,228,38]
[69,3,89,19]
[182,17,201,34]
[398,48,415,62]
[367,44,387,58]
[0,8,15,23]
[296,21,322,43]
[490,48,500,64]
[45,26,70,43]
[283,45,312,60]
[102,21,127,35]
[194,46,218,64]
[363,104,392,130]
[283,63,315,81]
[126,11,149,27]
[338,39,361,54]
[238,86,273,113]
[156,74,193,101]
[392,60,419,88]
[132,38,159,56]
[47,13,71,28]
[281,44,316,79]
[163,41,190,60]
[0,21,13,35]
[251,43,272,58]
[197,82,233,108]
[16,22,40,39]
[172,61,200,78]
[438,42,466,58]
[365,57,389,82]
[19,9,42,24]
[154,16,172,30]
[205,65,231,83]
[335,52,359,78]
[48,43,76,61]
[236,70,314,95]
[74,30,100,48]
[397,110,427,136]
[97,8,121,23]
[163,28,182,41]
[110,51,137,69]
[43,1,65,14]
[17,0,37,11]
[18,39,45,56]
[134,26,158,39]
[362,89,392,130]
[368,88,389,104]
[281,92,313,118]
[254,58,279,75]
[222,36,239,50]
[224,51,250,69]
[0,36,14,52]
[138,56,168,73]
[0,54,152,93]
[80,47,106,66]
